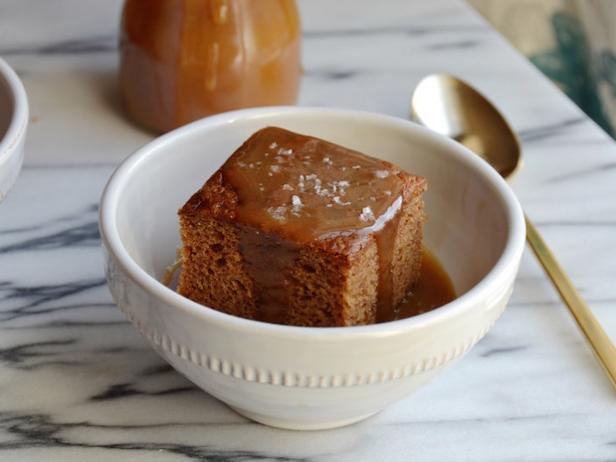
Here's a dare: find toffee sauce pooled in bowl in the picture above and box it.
[395,249,456,320]
[164,247,456,324]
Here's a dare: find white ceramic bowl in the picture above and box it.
[0,58,28,202]
[100,107,525,430]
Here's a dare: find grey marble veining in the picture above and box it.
[1,0,616,460]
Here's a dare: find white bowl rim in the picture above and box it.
[100,106,525,339]
[0,58,29,162]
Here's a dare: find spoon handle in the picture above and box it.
[525,214,616,390]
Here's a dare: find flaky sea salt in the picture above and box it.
[335,180,350,196]
[375,170,390,179]
[270,165,281,173]
[278,147,293,156]
[333,196,351,206]
[360,206,375,222]
[313,178,322,192]
[282,184,293,191]
[323,156,333,165]
[298,174,306,192]
[352,165,361,170]
[291,195,303,216]
[269,142,278,149]
[384,190,392,196]
[267,206,287,222]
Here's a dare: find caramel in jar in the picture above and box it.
[120,0,302,133]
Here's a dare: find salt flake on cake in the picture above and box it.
[333,196,351,206]
[291,195,303,216]
[360,206,375,222]
[278,147,294,156]
[267,206,287,222]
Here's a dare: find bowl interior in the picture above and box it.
[113,110,510,301]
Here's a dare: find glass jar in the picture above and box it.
[120,0,301,133]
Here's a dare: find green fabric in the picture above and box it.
[530,12,616,137]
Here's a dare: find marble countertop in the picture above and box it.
[1,0,616,460]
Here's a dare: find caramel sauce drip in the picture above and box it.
[120,0,301,133]
[222,127,409,321]
[221,127,405,241]
[373,205,402,322]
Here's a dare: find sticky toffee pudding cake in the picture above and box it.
[178,127,427,326]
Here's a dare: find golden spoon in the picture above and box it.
[411,74,616,390]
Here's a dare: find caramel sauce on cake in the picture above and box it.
[220,127,414,322]
[221,128,405,239]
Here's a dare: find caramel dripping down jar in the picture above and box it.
[120,0,302,133]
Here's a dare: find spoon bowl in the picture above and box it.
[411,74,521,179]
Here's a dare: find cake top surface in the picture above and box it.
[188,126,423,244]
[217,127,416,241]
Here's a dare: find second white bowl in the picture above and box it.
[0,58,28,202]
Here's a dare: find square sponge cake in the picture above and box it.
[178,127,427,327]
